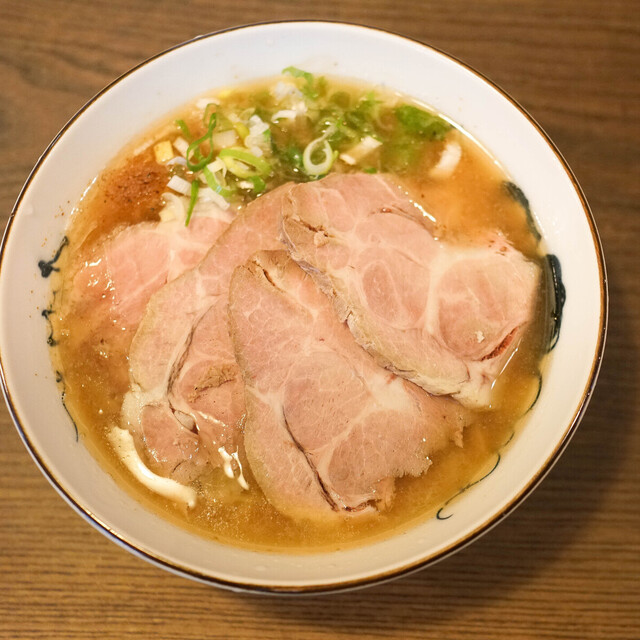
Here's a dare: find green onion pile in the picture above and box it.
[154,67,451,225]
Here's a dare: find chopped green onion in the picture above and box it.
[302,137,336,176]
[175,119,192,139]
[202,103,217,126]
[219,147,272,178]
[202,164,234,199]
[270,143,304,180]
[283,66,314,84]
[172,136,190,156]
[233,122,250,140]
[167,175,192,195]
[185,113,218,172]
[185,180,200,227]
[201,188,230,210]
[248,175,266,194]
[394,105,450,140]
[283,66,320,100]
[281,145,304,171]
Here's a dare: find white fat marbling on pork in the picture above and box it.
[281,173,540,407]
[121,185,294,485]
[228,250,465,520]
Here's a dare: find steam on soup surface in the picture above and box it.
[47,69,552,551]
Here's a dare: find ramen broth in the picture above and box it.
[48,73,550,551]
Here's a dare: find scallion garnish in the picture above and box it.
[185,180,200,227]
[185,112,218,172]
[248,175,266,194]
[394,105,450,140]
[169,70,454,209]
[302,137,336,177]
[233,121,250,140]
[202,164,234,199]
[282,66,320,100]
[219,147,272,178]
[175,119,192,140]
[202,103,217,126]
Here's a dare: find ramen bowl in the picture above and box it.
[0,21,607,593]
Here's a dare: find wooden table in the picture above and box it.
[1,1,638,638]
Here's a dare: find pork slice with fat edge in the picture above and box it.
[122,185,294,482]
[229,250,466,520]
[281,172,540,407]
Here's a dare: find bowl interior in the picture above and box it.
[0,22,605,592]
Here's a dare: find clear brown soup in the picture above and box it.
[49,76,551,552]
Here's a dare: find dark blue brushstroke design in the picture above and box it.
[434,371,541,521]
[38,236,69,278]
[503,180,566,352]
[39,242,77,441]
[524,372,543,416]
[41,307,57,346]
[55,371,79,442]
[503,181,541,242]
[436,453,503,520]
[545,254,566,352]
[434,369,543,521]
[503,181,566,349]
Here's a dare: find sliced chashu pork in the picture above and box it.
[122,184,293,482]
[71,211,231,330]
[281,173,540,407]
[66,204,231,391]
[229,250,466,520]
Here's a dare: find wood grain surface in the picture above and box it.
[1,1,638,638]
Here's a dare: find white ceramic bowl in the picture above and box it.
[0,22,606,593]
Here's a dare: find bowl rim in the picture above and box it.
[0,19,608,594]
